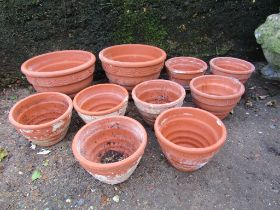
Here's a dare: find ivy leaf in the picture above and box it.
[0,148,8,162]
[31,169,42,181]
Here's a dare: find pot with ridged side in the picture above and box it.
[21,50,96,98]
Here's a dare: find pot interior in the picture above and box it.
[158,108,224,149]
[12,94,69,125]
[212,58,252,72]
[102,45,163,63]
[76,85,127,113]
[192,76,243,97]
[134,81,183,104]
[25,51,92,73]
[77,118,144,164]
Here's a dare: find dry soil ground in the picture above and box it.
[0,65,279,210]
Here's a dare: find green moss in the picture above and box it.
[255,13,280,54]
[112,0,167,48]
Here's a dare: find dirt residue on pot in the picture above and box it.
[100,150,128,164]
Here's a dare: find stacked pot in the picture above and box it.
[9,43,255,185]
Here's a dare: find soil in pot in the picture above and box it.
[100,150,128,164]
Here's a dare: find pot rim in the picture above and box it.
[99,44,167,68]
[165,57,208,74]
[21,50,96,78]
[190,75,245,100]
[9,92,73,130]
[72,116,147,169]
[210,57,255,75]
[154,107,227,154]
[73,83,129,116]
[131,79,186,108]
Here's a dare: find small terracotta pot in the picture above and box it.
[132,79,186,126]
[210,57,255,84]
[190,75,245,119]
[73,84,129,123]
[9,92,73,147]
[99,44,167,91]
[154,107,227,172]
[72,116,147,185]
[21,50,96,97]
[165,57,207,89]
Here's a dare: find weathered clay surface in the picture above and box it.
[73,84,128,123]
[99,44,166,90]
[210,57,255,84]
[154,107,227,172]
[132,79,185,125]
[165,57,207,89]
[21,50,96,97]
[72,116,147,185]
[190,75,245,119]
[9,92,73,146]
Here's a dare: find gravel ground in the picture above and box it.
[0,65,279,210]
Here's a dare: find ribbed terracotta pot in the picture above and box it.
[9,92,73,147]
[132,79,186,126]
[210,57,255,84]
[73,84,129,123]
[154,107,227,172]
[21,50,96,98]
[165,57,207,89]
[72,116,147,185]
[99,44,167,91]
[190,75,245,119]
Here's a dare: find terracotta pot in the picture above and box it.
[73,84,129,123]
[132,79,186,126]
[190,75,245,119]
[99,44,167,91]
[154,107,227,172]
[21,50,96,98]
[165,57,207,89]
[72,116,147,185]
[9,92,73,147]
[210,57,255,84]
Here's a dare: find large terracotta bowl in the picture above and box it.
[21,50,96,98]
[72,116,147,185]
[132,79,186,126]
[154,107,227,172]
[190,75,245,119]
[9,92,73,147]
[210,57,255,84]
[99,44,167,91]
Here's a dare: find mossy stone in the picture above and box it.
[255,13,280,54]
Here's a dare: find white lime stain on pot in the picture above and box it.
[52,120,64,132]
[78,101,128,124]
[88,157,141,185]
